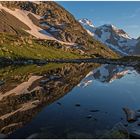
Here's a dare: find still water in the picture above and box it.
[0,63,140,138]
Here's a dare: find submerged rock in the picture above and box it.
[137,122,140,126]
[57,102,62,106]
[123,123,128,127]
[90,109,99,112]
[123,107,137,122]
[75,104,81,107]
[86,115,92,119]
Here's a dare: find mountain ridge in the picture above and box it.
[0,1,118,60]
[79,18,139,56]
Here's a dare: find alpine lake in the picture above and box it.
[0,62,140,139]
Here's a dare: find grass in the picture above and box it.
[0,33,83,60]
[0,32,119,61]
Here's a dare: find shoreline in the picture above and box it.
[0,57,140,67]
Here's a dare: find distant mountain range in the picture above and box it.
[79,18,140,56]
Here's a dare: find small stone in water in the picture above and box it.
[120,117,123,120]
[137,122,140,126]
[90,109,99,112]
[57,102,62,105]
[86,115,92,119]
[124,123,128,127]
[75,104,81,107]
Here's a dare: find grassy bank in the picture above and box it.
[0,33,83,60]
[0,32,120,62]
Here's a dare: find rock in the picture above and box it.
[86,115,92,119]
[120,117,123,120]
[57,102,62,106]
[124,123,128,127]
[90,109,99,112]
[137,122,140,126]
[75,104,81,107]
[123,107,137,122]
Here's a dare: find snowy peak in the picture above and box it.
[79,18,94,27]
[79,18,138,55]
[98,24,131,39]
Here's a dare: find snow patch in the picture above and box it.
[0,4,54,40]
[0,4,75,46]
[79,18,138,55]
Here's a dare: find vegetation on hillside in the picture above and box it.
[0,33,119,61]
[0,1,119,59]
[0,33,83,60]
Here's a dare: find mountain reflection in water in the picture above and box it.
[0,63,99,135]
[0,63,140,138]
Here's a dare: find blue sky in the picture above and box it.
[57,1,140,38]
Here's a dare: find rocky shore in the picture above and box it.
[0,57,140,67]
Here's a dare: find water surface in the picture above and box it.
[0,63,140,138]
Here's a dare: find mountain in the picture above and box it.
[0,2,118,60]
[79,18,138,56]
[134,37,140,55]
[78,64,129,87]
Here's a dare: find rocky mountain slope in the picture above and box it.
[0,1,118,60]
[79,18,138,56]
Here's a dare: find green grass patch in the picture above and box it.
[0,33,83,60]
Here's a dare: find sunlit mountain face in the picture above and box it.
[79,18,138,56]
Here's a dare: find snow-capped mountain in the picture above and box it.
[79,18,138,55]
